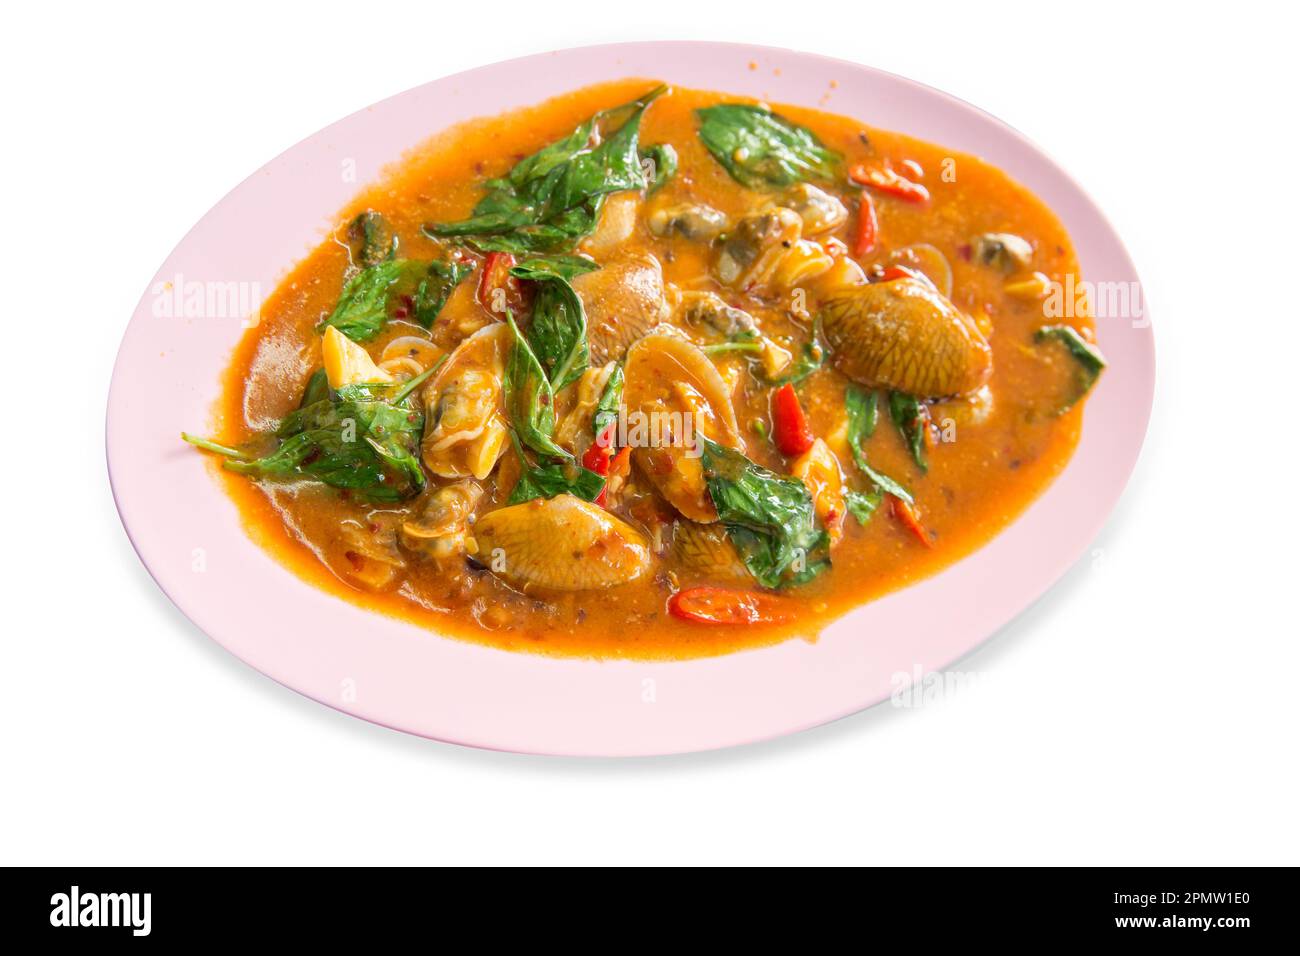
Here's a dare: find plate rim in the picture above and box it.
[105,40,1155,756]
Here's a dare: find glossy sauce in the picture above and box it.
[207,79,1091,659]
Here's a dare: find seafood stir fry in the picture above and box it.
[186,81,1104,657]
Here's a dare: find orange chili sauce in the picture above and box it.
[205,79,1091,659]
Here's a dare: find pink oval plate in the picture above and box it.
[106,42,1154,756]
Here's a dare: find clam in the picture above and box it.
[680,291,760,339]
[779,183,848,235]
[646,202,728,240]
[623,333,742,522]
[820,277,993,399]
[378,356,425,380]
[338,516,405,590]
[770,239,834,290]
[790,439,847,544]
[380,335,444,370]
[400,479,484,561]
[715,207,803,288]
[973,233,1033,273]
[421,322,510,480]
[555,361,618,450]
[572,254,669,364]
[678,291,792,379]
[579,191,641,259]
[472,494,651,591]
[672,521,751,583]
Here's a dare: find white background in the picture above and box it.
[4,0,1297,866]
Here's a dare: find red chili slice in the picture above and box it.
[771,383,816,457]
[889,494,933,548]
[475,251,526,316]
[583,421,617,506]
[853,190,878,257]
[849,162,930,203]
[668,587,795,626]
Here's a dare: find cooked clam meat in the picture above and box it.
[972,232,1034,273]
[573,254,669,364]
[715,206,804,288]
[400,479,484,561]
[186,80,1104,657]
[790,438,848,544]
[421,322,510,480]
[472,494,651,591]
[780,183,848,234]
[623,332,742,523]
[646,202,728,240]
[678,291,792,378]
[820,277,993,399]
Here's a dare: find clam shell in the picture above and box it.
[573,254,668,364]
[820,277,992,399]
[623,332,743,522]
[473,495,651,591]
[671,521,751,583]
[780,183,848,235]
[380,335,444,370]
[420,322,509,479]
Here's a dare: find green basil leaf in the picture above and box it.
[186,379,427,502]
[511,465,605,506]
[888,391,929,473]
[1035,325,1107,412]
[699,437,830,589]
[640,143,677,193]
[315,259,406,342]
[592,362,624,437]
[503,314,572,461]
[413,259,474,329]
[348,210,398,267]
[845,385,913,504]
[846,385,878,448]
[298,368,330,409]
[844,489,883,524]
[696,103,840,189]
[510,257,598,391]
[505,429,604,504]
[425,86,666,254]
[510,255,599,281]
